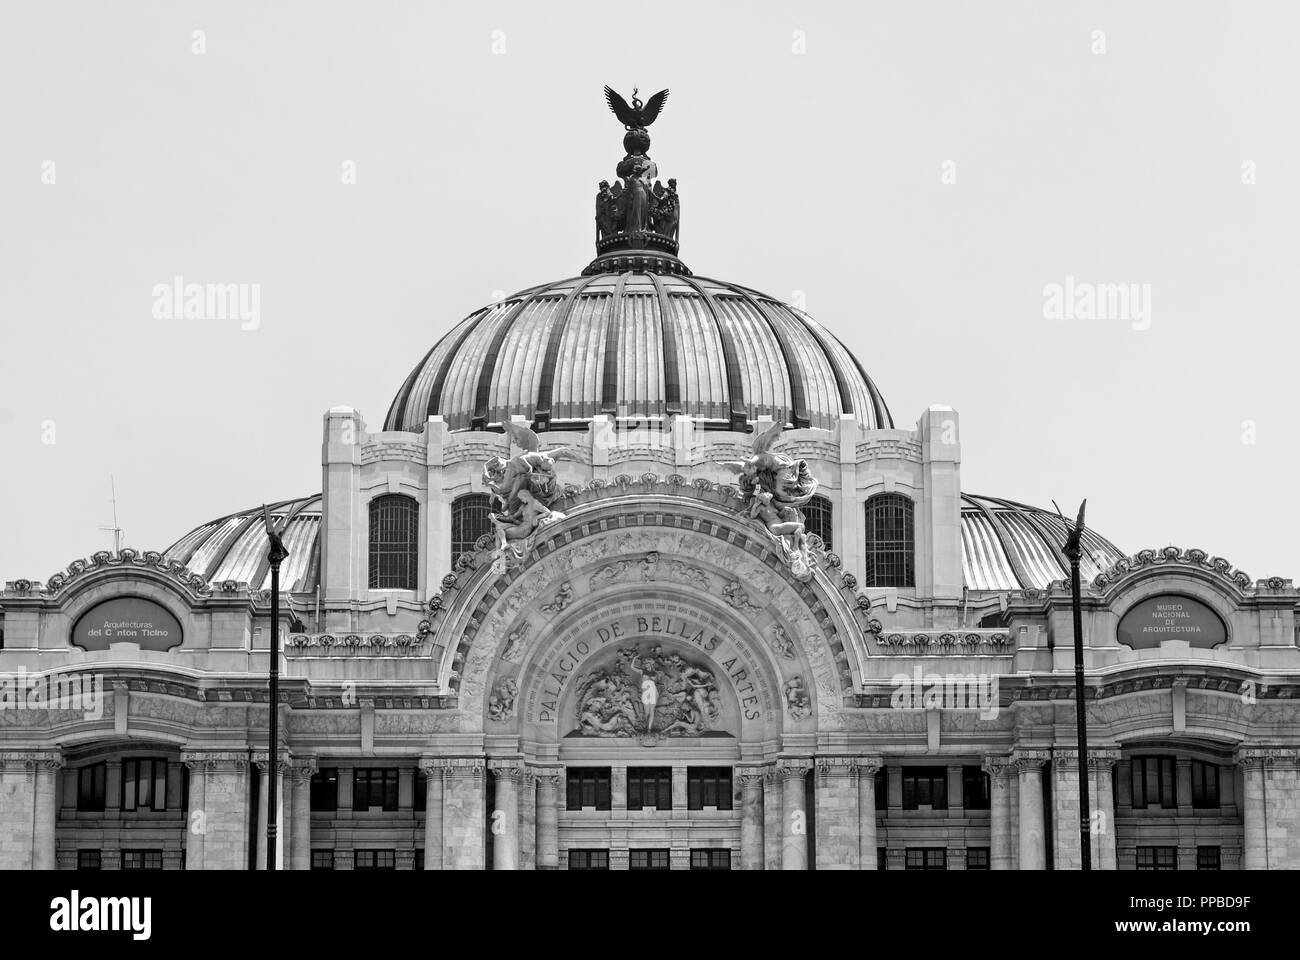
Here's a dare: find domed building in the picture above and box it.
[2,90,1298,873]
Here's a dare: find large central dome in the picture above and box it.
[384,273,893,434]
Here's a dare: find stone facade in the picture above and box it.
[2,402,1298,872]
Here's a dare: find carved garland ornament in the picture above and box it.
[1092,546,1252,593]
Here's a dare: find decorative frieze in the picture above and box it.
[874,630,1012,653]
[1092,545,1254,594]
[285,633,428,656]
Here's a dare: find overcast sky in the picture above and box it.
[1,0,1296,583]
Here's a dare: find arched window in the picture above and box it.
[368,494,419,590]
[801,494,833,550]
[864,494,914,587]
[451,493,493,565]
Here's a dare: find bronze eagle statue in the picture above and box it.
[604,85,670,130]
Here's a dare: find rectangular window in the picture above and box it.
[629,849,671,871]
[962,766,990,810]
[877,848,889,871]
[77,763,106,812]
[1131,757,1176,809]
[121,849,163,871]
[865,494,915,588]
[875,766,888,811]
[626,767,673,811]
[1196,846,1221,871]
[966,847,990,870]
[904,848,947,871]
[687,767,733,811]
[77,850,102,870]
[414,769,427,813]
[901,767,948,810]
[566,768,612,811]
[310,768,339,812]
[353,768,399,812]
[689,849,731,871]
[1190,761,1220,809]
[415,849,424,871]
[568,849,609,870]
[1135,846,1178,871]
[354,849,396,871]
[121,759,168,812]
[311,850,335,871]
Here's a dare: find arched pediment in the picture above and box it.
[435,490,867,737]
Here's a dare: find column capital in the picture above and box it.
[855,755,884,777]
[529,765,563,788]
[1236,746,1300,769]
[735,766,768,787]
[981,754,1014,777]
[251,749,292,775]
[488,758,526,782]
[814,756,858,779]
[287,756,318,782]
[0,750,63,778]
[439,756,486,779]
[181,750,249,772]
[1010,749,1050,770]
[776,758,813,780]
[1087,749,1122,769]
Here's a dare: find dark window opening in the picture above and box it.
[901,767,948,810]
[687,767,733,811]
[802,495,834,550]
[566,768,612,811]
[864,494,915,587]
[626,767,673,811]
[368,494,419,590]
[352,768,399,812]
[451,494,493,566]
[629,849,671,871]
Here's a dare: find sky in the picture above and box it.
[1,0,1297,583]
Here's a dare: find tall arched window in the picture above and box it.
[451,493,493,565]
[802,494,834,550]
[368,494,419,590]
[864,494,914,587]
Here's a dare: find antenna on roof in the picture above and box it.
[98,476,123,553]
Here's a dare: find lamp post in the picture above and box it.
[1061,500,1091,871]
[262,505,289,871]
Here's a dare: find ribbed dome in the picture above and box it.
[164,495,321,593]
[960,494,1125,591]
[384,273,892,434]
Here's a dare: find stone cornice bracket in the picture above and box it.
[1236,746,1300,770]
[1009,749,1050,770]
[180,750,250,772]
[814,756,859,779]
[775,758,813,780]
[487,758,526,782]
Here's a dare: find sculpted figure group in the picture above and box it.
[482,422,575,572]
[573,645,722,738]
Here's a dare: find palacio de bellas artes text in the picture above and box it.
[0,0,1293,942]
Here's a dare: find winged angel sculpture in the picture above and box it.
[482,422,577,572]
[718,422,822,581]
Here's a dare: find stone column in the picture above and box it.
[1051,748,1083,870]
[488,759,523,871]
[815,757,858,869]
[288,757,317,870]
[442,757,486,870]
[736,767,766,870]
[1090,750,1120,870]
[982,755,1013,870]
[253,752,287,870]
[183,756,206,869]
[418,758,446,870]
[778,759,811,870]
[1012,750,1049,870]
[31,752,63,870]
[179,751,251,869]
[856,757,883,869]
[1237,747,1300,870]
[532,767,562,870]
[763,767,783,870]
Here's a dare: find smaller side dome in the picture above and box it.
[164,495,321,593]
[960,494,1125,591]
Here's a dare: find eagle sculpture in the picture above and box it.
[604,86,670,130]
